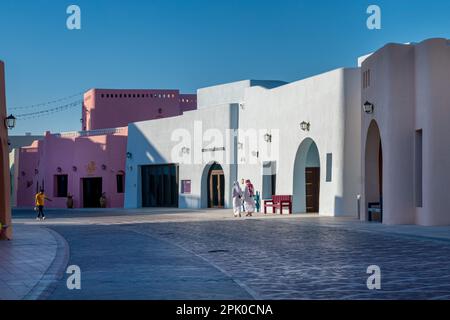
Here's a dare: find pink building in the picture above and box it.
[82,89,196,130]
[15,88,196,208]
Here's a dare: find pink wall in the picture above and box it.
[16,141,40,207]
[82,89,197,131]
[16,128,128,208]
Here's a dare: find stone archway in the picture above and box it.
[201,162,225,208]
[293,138,320,213]
[365,120,383,222]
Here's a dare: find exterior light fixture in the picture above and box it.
[181,147,190,154]
[72,166,78,172]
[34,169,39,175]
[300,121,310,131]
[263,133,272,143]
[363,101,374,114]
[5,114,16,130]
[101,164,107,170]
[237,142,243,150]
[57,167,62,173]
[126,152,132,159]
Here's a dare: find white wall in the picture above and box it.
[124,104,238,209]
[126,69,361,216]
[238,68,361,216]
[361,38,450,226]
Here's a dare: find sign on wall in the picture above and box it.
[181,180,191,194]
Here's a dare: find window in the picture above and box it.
[363,69,371,89]
[116,174,125,193]
[55,175,68,197]
[101,94,104,98]
[326,153,332,182]
[415,130,423,207]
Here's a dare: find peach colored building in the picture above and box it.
[14,88,196,209]
[82,89,196,131]
[0,60,12,239]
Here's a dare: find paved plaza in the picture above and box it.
[2,208,450,300]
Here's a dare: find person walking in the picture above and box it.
[35,189,52,221]
[243,179,256,217]
[232,181,243,217]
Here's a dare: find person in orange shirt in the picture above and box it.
[35,189,52,221]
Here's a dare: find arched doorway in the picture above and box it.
[293,138,320,213]
[365,120,383,222]
[201,162,225,208]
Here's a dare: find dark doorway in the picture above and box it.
[207,163,225,208]
[82,177,102,208]
[365,120,383,223]
[141,164,178,207]
[305,167,320,213]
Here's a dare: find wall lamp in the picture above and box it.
[300,121,310,131]
[363,101,374,114]
[5,114,16,130]
[263,133,272,143]
[126,152,133,159]
[181,147,190,155]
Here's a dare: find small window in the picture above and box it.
[326,153,332,182]
[116,174,125,193]
[158,108,163,114]
[55,174,68,197]
[101,94,104,98]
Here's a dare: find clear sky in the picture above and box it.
[1,0,449,135]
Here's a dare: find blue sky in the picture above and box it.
[1,0,449,135]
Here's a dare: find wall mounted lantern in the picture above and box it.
[34,169,39,175]
[181,147,190,154]
[101,164,107,170]
[57,167,62,173]
[263,133,272,143]
[363,101,374,114]
[72,166,78,172]
[237,142,243,150]
[5,114,16,130]
[126,152,132,159]
[300,121,310,131]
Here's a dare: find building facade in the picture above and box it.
[82,89,196,130]
[361,38,450,226]
[14,87,197,209]
[124,71,362,218]
[0,60,12,239]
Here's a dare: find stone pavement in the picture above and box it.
[0,224,68,300]
[8,208,450,300]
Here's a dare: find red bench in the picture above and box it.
[264,195,292,214]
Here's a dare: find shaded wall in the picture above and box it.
[0,60,12,239]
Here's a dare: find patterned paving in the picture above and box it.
[8,208,450,300]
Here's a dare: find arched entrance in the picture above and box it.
[201,162,225,208]
[293,138,320,213]
[365,120,383,222]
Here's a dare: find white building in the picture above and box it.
[125,38,450,226]
[361,38,450,226]
[124,71,362,218]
